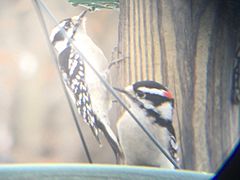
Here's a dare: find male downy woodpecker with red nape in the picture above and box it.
[49,10,123,162]
[116,80,179,168]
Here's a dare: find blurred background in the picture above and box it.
[0,0,119,163]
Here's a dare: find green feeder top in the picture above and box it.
[68,0,119,10]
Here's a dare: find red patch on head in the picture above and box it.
[164,91,173,99]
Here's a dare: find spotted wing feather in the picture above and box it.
[60,44,100,142]
[168,131,179,162]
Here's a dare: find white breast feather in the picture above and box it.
[157,102,173,121]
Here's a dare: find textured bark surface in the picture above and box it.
[116,0,240,172]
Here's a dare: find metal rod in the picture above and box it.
[32,0,93,164]
[34,0,180,169]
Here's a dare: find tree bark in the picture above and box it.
[116,0,240,172]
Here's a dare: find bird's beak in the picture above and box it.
[78,9,89,19]
[114,86,135,101]
[114,87,133,104]
[114,86,137,105]
[114,85,134,94]
[114,87,127,94]
[72,9,89,23]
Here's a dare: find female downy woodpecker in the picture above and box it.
[49,10,123,162]
[116,81,179,168]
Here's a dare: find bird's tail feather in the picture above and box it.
[96,120,125,164]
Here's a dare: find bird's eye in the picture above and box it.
[64,21,71,30]
[136,91,146,98]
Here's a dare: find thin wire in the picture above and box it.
[35,0,180,169]
[32,0,93,163]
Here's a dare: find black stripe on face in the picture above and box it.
[51,19,73,44]
[52,31,65,45]
[143,93,173,106]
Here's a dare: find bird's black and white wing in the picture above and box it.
[168,129,179,162]
[54,34,100,141]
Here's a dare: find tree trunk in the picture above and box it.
[116,0,240,172]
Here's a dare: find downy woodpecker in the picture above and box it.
[116,80,179,168]
[49,10,123,163]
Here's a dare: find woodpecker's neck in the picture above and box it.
[155,101,173,121]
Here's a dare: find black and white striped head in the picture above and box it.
[50,11,87,52]
[116,81,174,120]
